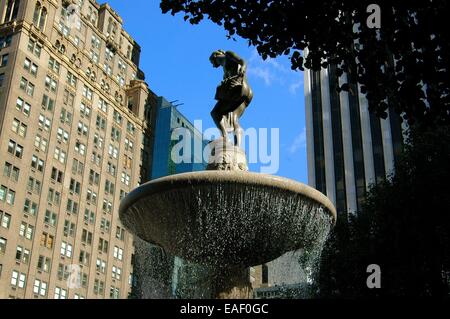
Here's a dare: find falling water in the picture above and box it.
[121,172,334,299]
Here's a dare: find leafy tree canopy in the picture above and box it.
[317,125,450,297]
[160,0,450,126]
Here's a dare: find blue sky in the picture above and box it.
[102,0,307,183]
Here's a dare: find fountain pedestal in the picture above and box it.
[207,138,248,171]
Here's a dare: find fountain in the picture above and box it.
[119,50,336,299]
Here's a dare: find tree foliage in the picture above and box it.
[317,125,450,297]
[160,0,450,126]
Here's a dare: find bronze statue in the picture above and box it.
[210,50,253,147]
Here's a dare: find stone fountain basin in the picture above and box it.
[119,171,336,268]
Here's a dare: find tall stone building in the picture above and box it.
[0,0,153,299]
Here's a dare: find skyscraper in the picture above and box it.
[304,66,405,214]
[0,0,152,298]
[149,96,207,179]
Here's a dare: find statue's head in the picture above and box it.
[210,50,226,68]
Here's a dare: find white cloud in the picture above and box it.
[289,76,304,95]
[247,66,273,86]
[289,127,307,154]
[246,48,303,93]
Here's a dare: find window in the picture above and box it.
[23,58,38,76]
[23,199,38,215]
[1,211,12,229]
[34,135,48,152]
[96,259,106,273]
[16,97,31,116]
[37,255,51,272]
[91,34,100,49]
[66,71,78,87]
[91,151,102,166]
[111,127,121,141]
[93,279,104,295]
[110,287,120,299]
[56,127,69,143]
[0,35,13,49]
[19,77,35,96]
[102,200,112,214]
[11,271,26,289]
[27,177,41,194]
[33,2,48,31]
[79,250,90,265]
[0,54,9,67]
[127,122,136,135]
[116,227,125,241]
[82,85,93,100]
[69,178,81,194]
[51,167,63,183]
[47,188,61,205]
[63,220,75,237]
[15,246,31,264]
[44,210,57,226]
[7,140,23,158]
[93,133,104,149]
[80,103,91,118]
[11,118,27,137]
[38,114,51,131]
[84,209,95,225]
[77,121,89,136]
[81,229,92,245]
[33,279,48,297]
[0,237,7,254]
[89,50,99,64]
[0,185,15,205]
[54,287,67,299]
[86,189,97,204]
[74,141,86,156]
[104,180,115,195]
[63,89,75,107]
[60,241,72,258]
[100,218,110,232]
[108,145,118,159]
[40,232,54,249]
[31,155,45,172]
[98,238,109,253]
[54,147,66,163]
[121,172,131,186]
[42,94,55,111]
[107,162,116,176]
[3,162,20,181]
[72,159,84,175]
[60,108,73,125]
[27,39,42,57]
[57,264,68,281]
[66,199,79,214]
[19,222,34,240]
[45,75,57,92]
[48,57,60,74]
[112,266,122,280]
[113,246,123,261]
[0,73,4,87]
[120,190,128,201]
[123,156,132,170]
[105,47,114,62]
[2,0,20,23]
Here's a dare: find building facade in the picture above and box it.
[150,96,207,180]
[305,66,405,214]
[132,96,210,298]
[0,0,152,299]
